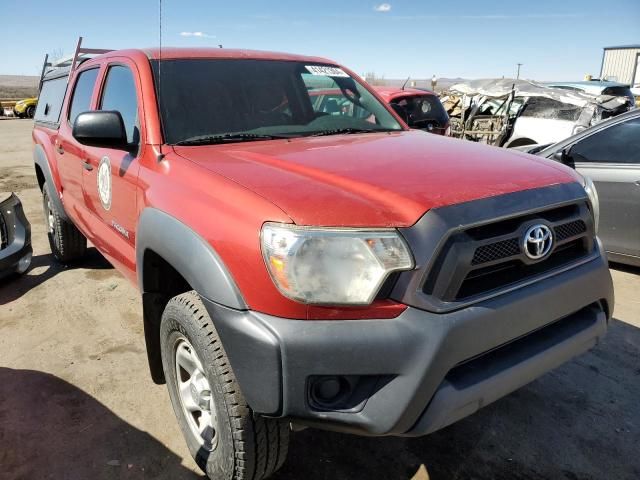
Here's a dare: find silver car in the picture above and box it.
[535,109,640,266]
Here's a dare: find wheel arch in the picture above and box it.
[505,137,537,148]
[33,142,69,221]
[136,207,247,383]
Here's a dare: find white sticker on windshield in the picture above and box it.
[305,65,349,77]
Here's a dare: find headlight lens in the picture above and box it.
[582,176,599,233]
[261,223,414,305]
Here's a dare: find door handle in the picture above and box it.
[82,160,93,171]
[635,180,640,187]
[56,144,64,155]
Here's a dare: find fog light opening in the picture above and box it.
[310,376,351,408]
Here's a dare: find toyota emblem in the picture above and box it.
[523,224,553,260]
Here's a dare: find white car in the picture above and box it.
[447,78,633,148]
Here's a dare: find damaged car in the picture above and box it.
[0,193,32,279]
[443,78,633,148]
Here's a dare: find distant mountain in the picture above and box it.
[0,75,39,99]
[367,77,468,93]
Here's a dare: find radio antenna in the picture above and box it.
[401,76,410,90]
[157,0,165,160]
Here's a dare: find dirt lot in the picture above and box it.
[1,118,639,480]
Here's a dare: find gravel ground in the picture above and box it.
[1,118,639,480]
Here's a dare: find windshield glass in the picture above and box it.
[152,59,403,144]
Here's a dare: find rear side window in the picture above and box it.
[99,65,139,144]
[601,86,633,97]
[68,68,99,127]
[572,117,640,164]
[34,77,67,125]
[520,97,581,121]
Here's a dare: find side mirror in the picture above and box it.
[552,146,575,169]
[390,103,409,124]
[73,111,129,150]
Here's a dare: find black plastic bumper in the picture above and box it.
[0,193,32,279]
[201,246,613,437]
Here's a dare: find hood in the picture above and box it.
[174,130,579,227]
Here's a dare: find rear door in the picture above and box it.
[81,60,142,273]
[570,117,640,258]
[56,67,100,219]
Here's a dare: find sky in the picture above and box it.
[1,0,639,81]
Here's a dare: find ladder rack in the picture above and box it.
[39,37,113,91]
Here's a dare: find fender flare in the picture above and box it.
[136,207,246,309]
[33,143,70,221]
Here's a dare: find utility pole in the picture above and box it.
[516,63,523,79]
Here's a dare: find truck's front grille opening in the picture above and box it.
[458,238,587,299]
[423,201,595,303]
[471,238,521,265]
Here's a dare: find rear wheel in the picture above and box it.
[42,182,87,263]
[160,291,289,479]
[26,105,36,118]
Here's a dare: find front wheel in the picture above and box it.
[160,291,289,479]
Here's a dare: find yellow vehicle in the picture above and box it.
[13,97,38,118]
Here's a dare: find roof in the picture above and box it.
[548,81,629,88]
[603,44,640,50]
[372,86,436,101]
[140,48,334,65]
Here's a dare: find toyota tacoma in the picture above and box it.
[32,44,613,479]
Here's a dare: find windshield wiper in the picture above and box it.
[174,133,290,146]
[309,127,386,137]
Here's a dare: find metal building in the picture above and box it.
[600,45,640,86]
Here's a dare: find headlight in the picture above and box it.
[582,176,599,233]
[261,223,414,305]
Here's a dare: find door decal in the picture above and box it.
[97,156,112,211]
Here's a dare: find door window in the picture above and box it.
[571,117,640,164]
[68,68,99,126]
[99,65,140,145]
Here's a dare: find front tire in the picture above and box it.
[160,291,289,479]
[42,182,87,263]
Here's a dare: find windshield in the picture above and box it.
[151,59,403,144]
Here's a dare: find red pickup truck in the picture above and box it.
[32,45,613,479]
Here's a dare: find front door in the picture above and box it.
[81,61,142,274]
[571,117,640,258]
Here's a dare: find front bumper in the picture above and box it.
[202,246,613,437]
[0,194,32,279]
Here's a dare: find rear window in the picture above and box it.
[520,97,581,121]
[34,77,67,125]
[390,94,449,129]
